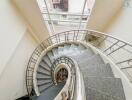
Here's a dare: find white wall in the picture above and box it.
[0,31,37,100]
[0,0,46,99]
[104,1,132,44]
[87,0,123,32]
[86,0,132,64]
[0,0,27,77]
[101,1,132,86]
[102,1,132,63]
[13,0,50,42]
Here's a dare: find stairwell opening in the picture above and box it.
[55,66,68,84]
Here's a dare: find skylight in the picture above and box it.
[37,0,95,35]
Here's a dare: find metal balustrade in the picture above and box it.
[26,29,132,97]
[51,56,76,100]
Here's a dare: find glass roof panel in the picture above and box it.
[37,0,95,35]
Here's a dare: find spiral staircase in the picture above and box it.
[26,30,132,100]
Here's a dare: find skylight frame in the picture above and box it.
[37,0,95,34]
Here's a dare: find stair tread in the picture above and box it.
[58,46,64,54]
[84,76,126,100]
[37,80,52,86]
[38,81,53,87]
[37,77,52,80]
[86,86,121,100]
[37,73,51,79]
[37,70,51,75]
[39,83,54,93]
[70,44,78,50]
[36,83,65,100]
[64,44,71,50]
[52,47,58,57]
[78,54,105,65]
[78,44,87,50]
[39,61,51,70]
[80,63,114,78]
[42,55,52,67]
[47,51,54,63]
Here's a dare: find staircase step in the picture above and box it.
[37,67,51,75]
[81,63,114,78]
[37,70,51,76]
[39,62,51,72]
[47,51,54,63]
[58,46,64,55]
[63,44,72,54]
[86,86,120,100]
[37,77,52,81]
[37,80,53,86]
[61,44,79,56]
[42,55,52,67]
[78,54,105,65]
[70,44,78,50]
[84,77,126,100]
[39,83,54,93]
[64,44,71,50]
[80,48,94,56]
[38,81,53,87]
[37,73,51,79]
[36,83,65,100]
[78,44,87,50]
[70,44,81,53]
[71,49,95,61]
[37,69,51,76]
[52,47,58,57]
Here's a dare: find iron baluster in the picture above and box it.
[55,35,58,44]
[121,66,132,70]
[58,34,60,43]
[107,43,126,56]
[65,32,67,42]
[73,31,76,40]
[103,40,119,53]
[75,30,79,40]
[116,59,132,65]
